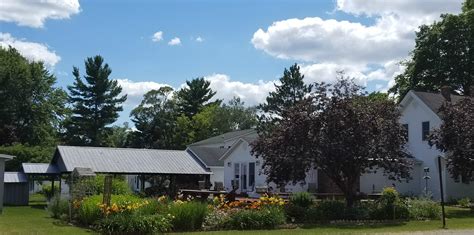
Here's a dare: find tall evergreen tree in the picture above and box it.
[176,77,219,117]
[259,63,313,118]
[390,0,473,98]
[65,55,126,146]
[0,46,67,146]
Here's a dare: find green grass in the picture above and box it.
[179,207,474,235]
[0,194,93,235]
[1,195,473,235]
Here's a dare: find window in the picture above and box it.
[241,164,247,190]
[402,124,409,141]
[422,121,430,141]
[234,163,240,180]
[249,162,256,190]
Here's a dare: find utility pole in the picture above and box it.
[438,156,446,228]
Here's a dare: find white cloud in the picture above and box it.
[204,74,276,106]
[152,31,163,42]
[168,37,181,46]
[0,33,61,66]
[196,36,204,42]
[117,79,171,108]
[0,0,80,28]
[251,0,464,91]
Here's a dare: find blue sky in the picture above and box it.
[0,0,463,125]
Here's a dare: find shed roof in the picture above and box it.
[53,146,211,175]
[187,146,226,167]
[0,154,15,160]
[22,163,60,174]
[4,172,28,183]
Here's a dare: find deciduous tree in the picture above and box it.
[252,78,412,207]
[390,1,473,98]
[429,97,474,183]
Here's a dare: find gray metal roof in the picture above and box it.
[190,129,256,146]
[22,163,60,174]
[187,146,226,167]
[0,154,15,160]
[4,172,28,183]
[53,146,211,175]
[413,91,466,116]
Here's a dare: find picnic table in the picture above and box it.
[179,189,227,201]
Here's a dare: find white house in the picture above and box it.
[189,90,473,200]
[360,90,474,200]
[187,129,318,197]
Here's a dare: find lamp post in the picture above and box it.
[423,167,431,196]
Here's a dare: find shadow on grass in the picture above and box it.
[300,221,407,230]
[446,207,474,219]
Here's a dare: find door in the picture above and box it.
[233,162,256,193]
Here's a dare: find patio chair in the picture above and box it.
[214,181,224,191]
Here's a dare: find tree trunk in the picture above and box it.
[345,191,355,208]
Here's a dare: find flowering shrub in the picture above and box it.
[407,198,441,220]
[213,194,286,210]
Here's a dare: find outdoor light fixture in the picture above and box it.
[227,162,232,167]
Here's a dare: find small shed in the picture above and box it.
[0,154,14,213]
[3,172,29,206]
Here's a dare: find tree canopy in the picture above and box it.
[176,77,219,117]
[390,1,473,98]
[0,46,67,146]
[65,55,127,146]
[252,78,411,207]
[429,96,474,183]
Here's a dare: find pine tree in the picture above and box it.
[66,55,127,146]
[176,77,219,117]
[259,63,313,118]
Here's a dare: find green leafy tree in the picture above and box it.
[176,77,220,117]
[252,78,411,207]
[65,55,127,146]
[0,144,55,171]
[129,87,180,149]
[429,97,474,183]
[0,46,67,146]
[105,122,131,148]
[390,1,473,98]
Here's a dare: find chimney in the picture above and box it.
[440,86,451,102]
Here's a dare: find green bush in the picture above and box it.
[458,197,471,208]
[407,198,441,220]
[284,204,308,223]
[316,200,346,220]
[369,187,409,220]
[40,183,59,200]
[168,201,209,231]
[290,192,314,208]
[47,196,69,219]
[225,206,285,230]
[97,213,172,234]
[76,195,102,225]
[92,175,131,195]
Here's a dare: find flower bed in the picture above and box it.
[47,188,445,233]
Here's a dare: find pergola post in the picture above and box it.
[140,175,145,192]
[58,174,62,197]
[51,177,55,196]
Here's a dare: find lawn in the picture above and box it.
[0,194,93,235]
[1,195,473,235]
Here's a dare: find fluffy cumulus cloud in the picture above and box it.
[196,36,204,42]
[204,74,275,106]
[117,79,172,108]
[152,31,163,42]
[116,74,276,109]
[252,0,463,91]
[168,37,181,46]
[0,33,61,66]
[0,0,80,28]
